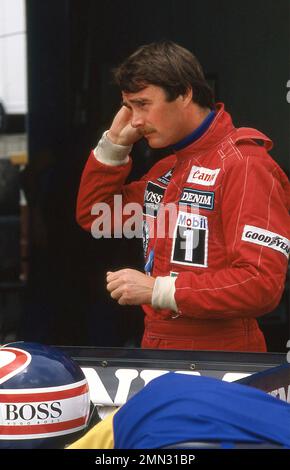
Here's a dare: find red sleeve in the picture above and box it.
[76,151,147,232]
[175,155,290,319]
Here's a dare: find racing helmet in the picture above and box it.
[0,342,92,448]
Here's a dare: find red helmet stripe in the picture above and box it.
[0,348,30,383]
[0,383,89,403]
[0,416,87,435]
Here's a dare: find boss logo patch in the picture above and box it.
[171,212,208,267]
[242,225,290,258]
[179,188,215,210]
[143,182,166,217]
[187,166,220,186]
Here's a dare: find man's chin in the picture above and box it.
[145,135,166,149]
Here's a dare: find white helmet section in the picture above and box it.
[0,343,90,446]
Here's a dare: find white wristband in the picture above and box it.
[93,131,132,166]
[152,276,178,313]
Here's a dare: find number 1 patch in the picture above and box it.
[171,212,208,267]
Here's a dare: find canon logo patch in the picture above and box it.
[187,166,220,186]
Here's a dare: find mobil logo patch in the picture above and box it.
[171,212,208,268]
[187,166,220,186]
[179,188,215,210]
[0,347,31,385]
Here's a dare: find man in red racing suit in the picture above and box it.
[76,42,290,352]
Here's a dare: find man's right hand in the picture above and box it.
[107,106,142,146]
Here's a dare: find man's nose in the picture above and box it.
[131,111,144,128]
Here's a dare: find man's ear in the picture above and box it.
[180,88,193,107]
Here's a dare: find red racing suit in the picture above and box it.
[76,103,290,351]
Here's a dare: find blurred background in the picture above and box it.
[0,0,289,350]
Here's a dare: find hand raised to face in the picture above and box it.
[107,106,143,146]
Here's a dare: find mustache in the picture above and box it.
[138,127,156,136]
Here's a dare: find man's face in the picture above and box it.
[122,85,191,148]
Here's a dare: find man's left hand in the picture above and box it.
[106,269,155,306]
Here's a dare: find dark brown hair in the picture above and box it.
[114,41,214,109]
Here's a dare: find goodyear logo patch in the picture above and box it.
[242,225,290,259]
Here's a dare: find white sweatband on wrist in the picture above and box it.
[152,276,178,312]
[93,131,132,166]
